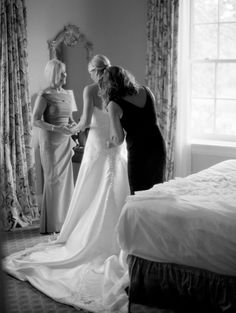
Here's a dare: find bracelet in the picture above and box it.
[51,125,54,132]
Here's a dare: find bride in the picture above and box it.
[3,55,130,313]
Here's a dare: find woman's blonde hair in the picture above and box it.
[44,59,65,88]
[88,54,111,77]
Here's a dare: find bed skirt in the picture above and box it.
[128,255,236,313]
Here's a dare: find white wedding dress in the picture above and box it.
[3,107,130,313]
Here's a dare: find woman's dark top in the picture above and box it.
[112,86,166,194]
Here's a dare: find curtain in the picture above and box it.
[146,0,179,181]
[0,0,38,230]
[174,0,191,178]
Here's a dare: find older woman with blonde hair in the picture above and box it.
[33,58,76,234]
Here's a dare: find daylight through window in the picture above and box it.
[190,0,236,142]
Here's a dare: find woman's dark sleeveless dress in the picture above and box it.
[113,87,166,194]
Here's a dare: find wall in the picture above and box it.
[191,143,236,173]
[25,0,147,97]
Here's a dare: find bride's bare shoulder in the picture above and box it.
[84,83,98,95]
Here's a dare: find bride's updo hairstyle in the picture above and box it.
[101,65,138,105]
[44,58,65,88]
[88,54,111,78]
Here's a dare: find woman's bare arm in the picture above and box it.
[73,85,94,133]
[107,101,124,147]
[33,94,51,130]
[68,91,77,126]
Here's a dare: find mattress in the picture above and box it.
[116,159,236,276]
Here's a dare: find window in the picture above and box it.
[190,0,236,142]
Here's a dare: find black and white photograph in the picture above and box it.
[0,0,236,312]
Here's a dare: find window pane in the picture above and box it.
[219,0,236,22]
[194,0,218,23]
[190,0,236,141]
[193,25,218,59]
[219,23,236,59]
[216,100,236,135]
[192,63,215,98]
[191,99,214,137]
[217,63,236,98]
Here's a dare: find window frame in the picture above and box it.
[189,0,236,144]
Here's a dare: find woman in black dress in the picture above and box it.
[101,65,166,194]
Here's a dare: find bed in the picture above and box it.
[116,159,236,313]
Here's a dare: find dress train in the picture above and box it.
[3,107,130,312]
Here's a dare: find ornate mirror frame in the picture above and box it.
[47,24,93,61]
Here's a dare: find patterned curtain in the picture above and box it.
[0,0,38,230]
[146,0,179,180]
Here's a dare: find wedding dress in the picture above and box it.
[3,107,130,313]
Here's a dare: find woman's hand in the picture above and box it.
[106,137,120,148]
[67,122,79,134]
[69,124,81,134]
[56,124,74,135]
[68,122,77,128]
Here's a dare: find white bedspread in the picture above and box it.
[117,159,236,276]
